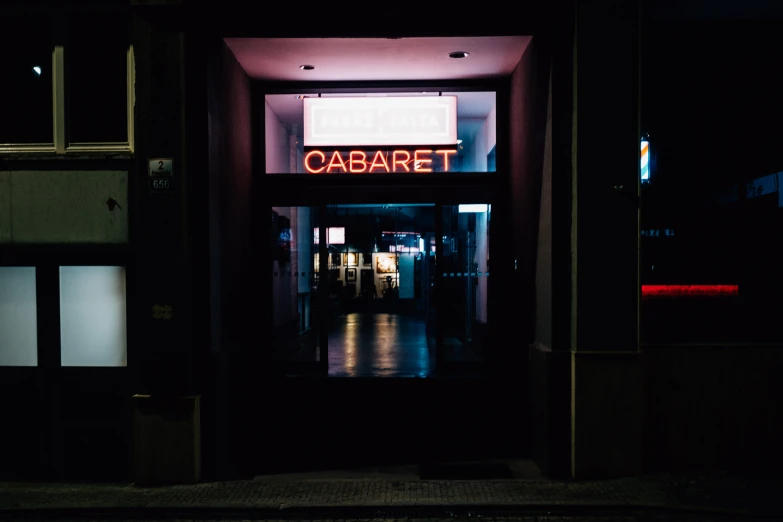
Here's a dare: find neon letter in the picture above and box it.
[305,150,326,173]
[349,151,368,173]
[435,149,457,171]
[393,150,411,172]
[369,151,390,172]
[414,150,433,172]
[327,151,347,173]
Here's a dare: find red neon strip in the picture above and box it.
[641,285,739,298]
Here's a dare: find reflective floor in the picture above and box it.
[328,313,433,378]
[288,311,481,376]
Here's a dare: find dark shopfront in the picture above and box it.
[9,0,779,486]
[199,1,641,480]
[214,35,550,475]
[0,0,651,483]
[185,0,591,475]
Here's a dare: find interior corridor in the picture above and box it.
[327,313,433,378]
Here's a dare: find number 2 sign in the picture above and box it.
[149,158,173,177]
[148,158,174,194]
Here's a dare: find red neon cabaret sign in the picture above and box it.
[304,149,457,174]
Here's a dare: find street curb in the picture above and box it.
[0,502,772,519]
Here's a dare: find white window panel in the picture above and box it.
[0,267,38,366]
[60,266,127,367]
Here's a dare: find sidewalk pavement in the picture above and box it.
[0,472,780,518]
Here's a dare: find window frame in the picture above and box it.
[0,42,135,155]
[264,197,496,378]
[0,245,133,369]
[258,80,504,179]
[257,80,509,377]
[0,265,40,367]
[64,44,136,154]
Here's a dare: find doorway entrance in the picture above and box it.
[269,201,491,377]
[324,204,436,377]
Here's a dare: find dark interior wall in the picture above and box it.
[508,39,550,353]
[506,37,553,471]
[528,71,555,477]
[535,69,553,349]
[643,345,783,476]
[527,6,575,478]
[207,40,253,353]
[205,39,254,479]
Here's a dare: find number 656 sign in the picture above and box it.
[148,158,174,194]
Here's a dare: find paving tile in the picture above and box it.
[0,475,780,517]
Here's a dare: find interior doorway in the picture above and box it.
[269,202,490,377]
[324,204,436,377]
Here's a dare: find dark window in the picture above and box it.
[640,20,783,343]
[0,17,54,144]
[65,14,129,143]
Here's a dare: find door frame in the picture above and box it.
[262,193,498,377]
[254,79,510,378]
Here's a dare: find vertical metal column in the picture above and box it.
[465,227,475,343]
[434,204,444,369]
[318,205,328,375]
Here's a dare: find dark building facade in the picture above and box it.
[1,0,780,483]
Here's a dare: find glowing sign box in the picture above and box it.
[305,149,457,174]
[458,204,489,213]
[641,140,650,181]
[313,227,345,245]
[303,96,458,147]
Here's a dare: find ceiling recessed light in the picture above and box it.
[448,51,469,59]
[299,64,315,70]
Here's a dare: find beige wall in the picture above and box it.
[0,170,128,243]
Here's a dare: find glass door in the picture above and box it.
[323,204,437,377]
[269,205,325,375]
[268,201,491,376]
[438,203,491,365]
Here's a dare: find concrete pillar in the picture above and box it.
[528,3,575,481]
[128,8,206,485]
[131,7,196,397]
[531,0,642,480]
[570,0,642,479]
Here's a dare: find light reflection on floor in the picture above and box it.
[327,313,433,377]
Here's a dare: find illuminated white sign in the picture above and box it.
[313,227,345,245]
[328,227,345,244]
[303,96,458,147]
[458,204,489,213]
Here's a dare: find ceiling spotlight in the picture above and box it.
[299,64,315,70]
[448,51,469,59]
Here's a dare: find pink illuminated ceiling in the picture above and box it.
[224,36,531,82]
